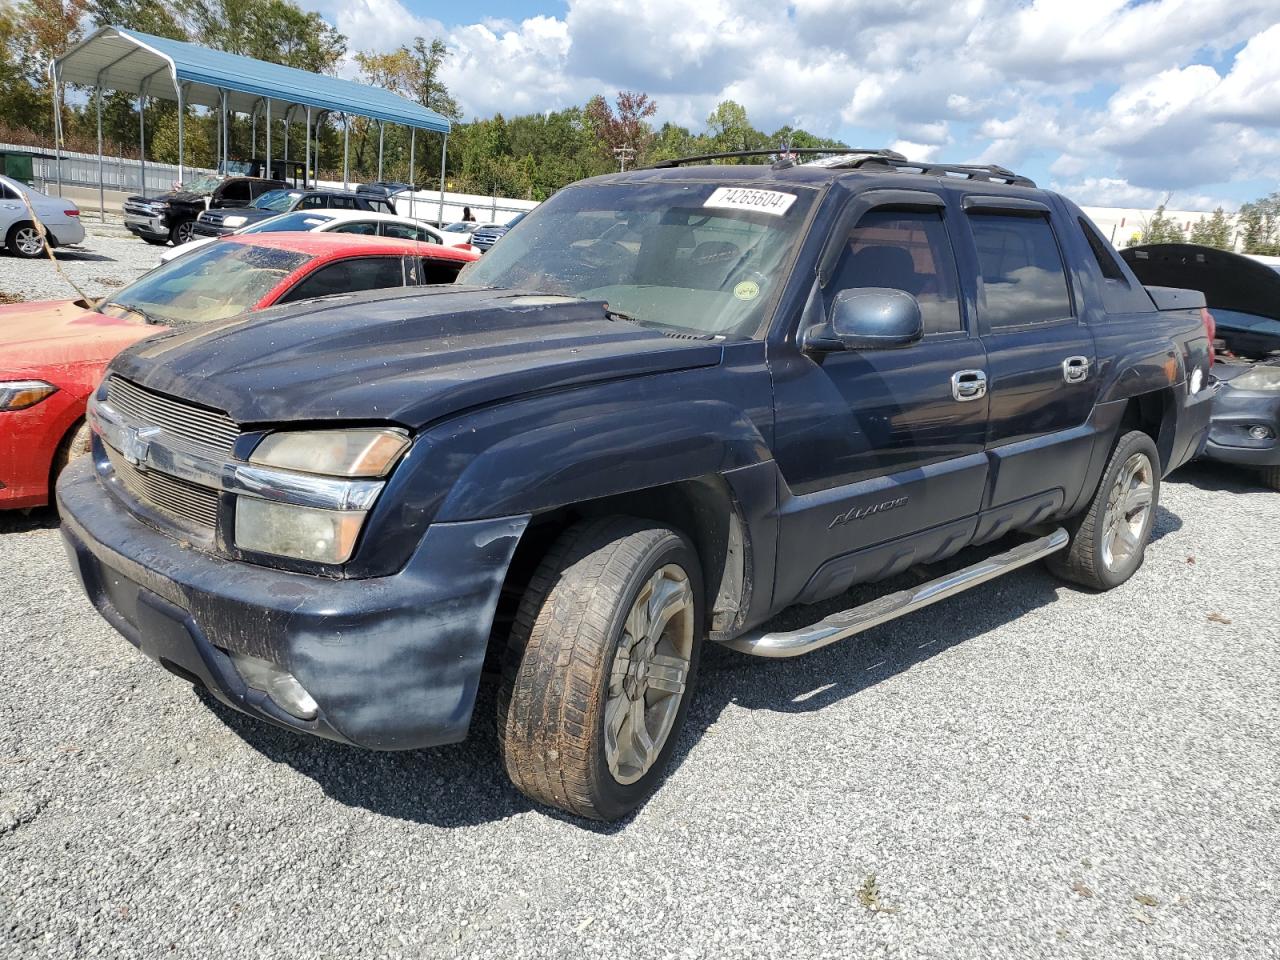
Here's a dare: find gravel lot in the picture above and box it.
[1,462,1276,959]
[0,230,162,305]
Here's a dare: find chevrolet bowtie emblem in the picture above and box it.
[121,426,162,468]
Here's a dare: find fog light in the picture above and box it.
[226,650,319,720]
[1248,424,1275,441]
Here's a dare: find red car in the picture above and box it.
[0,233,478,510]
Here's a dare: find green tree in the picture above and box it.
[1127,205,1186,246]
[705,100,766,159]
[1188,207,1234,250]
[1237,192,1280,256]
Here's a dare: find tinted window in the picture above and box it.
[0,181,18,200]
[381,222,421,240]
[298,195,330,209]
[331,221,378,236]
[420,257,465,284]
[281,256,406,302]
[367,198,395,214]
[828,209,962,335]
[1079,217,1126,281]
[218,180,251,204]
[970,214,1073,328]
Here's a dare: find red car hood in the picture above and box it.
[0,300,161,382]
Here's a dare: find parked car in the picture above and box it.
[123,174,286,247]
[356,181,413,213]
[58,152,1215,821]
[1122,242,1280,489]
[468,211,527,252]
[160,209,470,263]
[0,174,84,257]
[441,221,487,241]
[193,189,395,238]
[1,233,477,511]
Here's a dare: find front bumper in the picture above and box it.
[1203,381,1280,467]
[191,222,237,238]
[124,212,168,239]
[57,458,529,750]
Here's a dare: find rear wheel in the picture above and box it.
[168,219,195,246]
[7,222,46,258]
[1048,430,1160,590]
[497,517,703,821]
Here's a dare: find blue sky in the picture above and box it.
[304,0,1280,210]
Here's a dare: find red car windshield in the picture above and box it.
[98,243,308,325]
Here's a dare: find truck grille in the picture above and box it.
[198,211,224,226]
[107,445,220,529]
[106,377,239,457]
[122,199,157,217]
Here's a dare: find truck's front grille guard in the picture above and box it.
[88,386,386,528]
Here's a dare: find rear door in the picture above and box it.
[275,256,409,303]
[957,196,1097,513]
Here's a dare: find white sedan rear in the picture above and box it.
[160,209,471,262]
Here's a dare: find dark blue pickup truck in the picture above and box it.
[58,149,1217,820]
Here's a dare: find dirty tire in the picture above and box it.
[497,517,704,821]
[7,222,46,258]
[1260,465,1280,492]
[1048,430,1161,591]
[51,421,92,501]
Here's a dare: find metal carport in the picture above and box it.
[51,26,452,220]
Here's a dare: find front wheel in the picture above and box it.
[168,219,195,246]
[1048,430,1160,590]
[497,518,704,821]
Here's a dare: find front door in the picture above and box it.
[770,192,990,605]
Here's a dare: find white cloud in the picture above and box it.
[299,0,1280,204]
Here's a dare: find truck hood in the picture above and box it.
[109,287,723,427]
[127,191,207,205]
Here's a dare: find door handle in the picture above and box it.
[1062,356,1090,384]
[951,369,987,402]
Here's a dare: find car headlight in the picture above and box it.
[1228,366,1280,392]
[222,216,247,228]
[235,498,366,564]
[249,427,409,477]
[0,380,57,411]
[234,428,410,563]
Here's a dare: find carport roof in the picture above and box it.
[54,26,451,134]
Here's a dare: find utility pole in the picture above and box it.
[613,145,635,172]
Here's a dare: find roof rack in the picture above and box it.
[648,144,1036,187]
[649,147,901,168]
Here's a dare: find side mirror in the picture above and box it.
[803,287,924,352]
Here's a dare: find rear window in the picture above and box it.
[1078,217,1126,281]
[970,214,1073,328]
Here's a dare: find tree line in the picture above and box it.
[1,0,843,200]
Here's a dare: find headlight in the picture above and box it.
[1229,366,1280,392]
[235,427,410,563]
[222,216,247,228]
[235,498,366,564]
[249,427,409,477]
[0,380,57,411]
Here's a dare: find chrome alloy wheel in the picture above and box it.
[1101,452,1154,572]
[604,564,695,785]
[174,221,195,244]
[15,226,43,256]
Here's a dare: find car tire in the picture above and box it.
[50,420,92,503]
[497,517,704,821]
[1048,430,1161,591]
[168,219,195,246]
[7,222,47,258]
[1260,465,1280,492]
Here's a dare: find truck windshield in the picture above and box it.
[253,190,301,212]
[461,181,816,337]
[181,174,221,194]
[96,242,308,325]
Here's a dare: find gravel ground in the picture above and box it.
[1,463,1277,959]
[0,231,162,305]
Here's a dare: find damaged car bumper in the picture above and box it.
[57,457,528,750]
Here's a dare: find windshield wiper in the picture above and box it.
[101,301,165,325]
[606,309,716,340]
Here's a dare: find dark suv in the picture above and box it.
[59,149,1216,821]
[193,189,396,237]
[123,175,286,246]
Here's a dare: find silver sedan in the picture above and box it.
[0,174,85,258]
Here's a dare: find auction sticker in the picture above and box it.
[734,280,760,301]
[704,187,797,216]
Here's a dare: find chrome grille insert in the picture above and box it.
[106,377,239,457]
[106,444,220,529]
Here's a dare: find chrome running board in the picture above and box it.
[722,527,1069,658]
